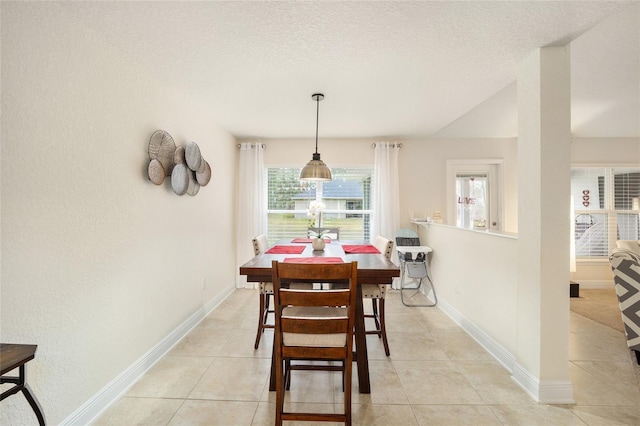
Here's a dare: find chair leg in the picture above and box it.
[344,358,352,426]
[379,298,390,356]
[254,293,266,349]
[275,356,285,426]
[371,299,381,334]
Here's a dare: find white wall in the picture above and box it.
[256,137,519,235]
[1,3,237,424]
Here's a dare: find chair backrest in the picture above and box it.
[395,228,420,247]
[252,234,269,255]
[609,248,640,351]
[308,227,340,240]
[373,235,394,260]
[272,261,357,355]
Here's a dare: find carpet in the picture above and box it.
[570,288,624,333]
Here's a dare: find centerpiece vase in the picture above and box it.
[312,238,326,251]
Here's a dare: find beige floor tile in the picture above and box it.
[572,360,639,391]
[92,397,183,426]
[168,400,258,425]
[570,329,630,362]
[189,357,271,401]
[281,369,339,404]
[126,355,213,398]
[352,359,410,405]
[170,327,273,359]
[455,359,534,405]
[430,329,495,361]
[569,362,640,406]
[571,405,640,426]
[350,403,419,425]
[412,404,502,425]
[199,305,258,330]
[255,401,343,426]
[386,331,449,361]
[569,311,622,335]
[394,360,483,404]
[91,289,640,426]
[489,404,588,425]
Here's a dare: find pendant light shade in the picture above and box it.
[300,93,332,181]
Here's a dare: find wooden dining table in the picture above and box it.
[239,238,400,394]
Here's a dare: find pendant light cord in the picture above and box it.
[315,96,320,154]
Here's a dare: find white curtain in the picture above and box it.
[372,142,401,242]
[236,143,266,288]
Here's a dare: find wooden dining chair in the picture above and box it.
[252,234,274,349]
[272,260,358,425]
[361,235,394,356]
[307,226,340,240]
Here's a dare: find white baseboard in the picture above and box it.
[436,298,575,405]
[511,362,575,404]
[59,283,236,426]
[436,298,516,372]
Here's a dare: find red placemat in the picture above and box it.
[290,238,331,244]
[265,245,306,254]
[341,244,380,254]
[283,257,344,263]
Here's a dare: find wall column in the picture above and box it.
[514,46,574,403]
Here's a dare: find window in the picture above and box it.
[572,167,640,259]
[266,167,373,245]
[446,159,503,231]
[456,173,488,229]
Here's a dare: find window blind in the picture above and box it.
[266,167,374,245]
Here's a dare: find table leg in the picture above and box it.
[354,284,371,393]
[0,365,46,425]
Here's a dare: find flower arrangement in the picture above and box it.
[306,200,326,229]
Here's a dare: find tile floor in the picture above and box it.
[93,289,640,425]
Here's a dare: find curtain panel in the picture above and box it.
[372,142,401,243]
[236,143,266,288]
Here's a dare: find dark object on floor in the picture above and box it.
[570,281,580,298]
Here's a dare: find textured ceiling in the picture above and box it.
[65,1,638,139]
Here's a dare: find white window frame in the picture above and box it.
[446,159,504,231]
[265,166,374,244]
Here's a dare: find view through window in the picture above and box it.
[455,173,488,230]
[266,167,373,245]
[572,167,640,259]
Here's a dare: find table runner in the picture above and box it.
[290,238,331,244]
[265,245,306,254]
[341,244,380,254]
[283,257,344,263]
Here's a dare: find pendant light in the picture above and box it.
[300,93,332,181]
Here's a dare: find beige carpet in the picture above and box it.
[570,288,624,332]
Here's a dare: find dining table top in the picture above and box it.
[239,239,400,285]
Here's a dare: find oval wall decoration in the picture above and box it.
[148,159,165,185]
[148,130,176,176]
[147,131,212,195]
[185,141,202,171]
[171,163,189,195]
[196,160,212,186]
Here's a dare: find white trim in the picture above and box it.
[437,298,515,371]
[437,297,575,405]
[511,363,576,404]
[59,284,236,426]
